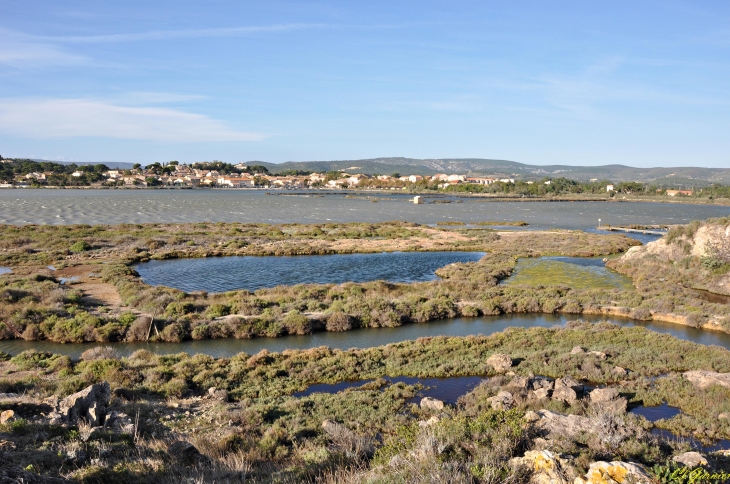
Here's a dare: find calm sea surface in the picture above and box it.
[0,190,728,229]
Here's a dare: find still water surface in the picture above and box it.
[2,313,728,359]
[135,251,484,293]
[1,190,728,229]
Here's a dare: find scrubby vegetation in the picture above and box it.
[2,323,730,482]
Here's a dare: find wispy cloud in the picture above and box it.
[0,98,264,142]
[6,23,331,44]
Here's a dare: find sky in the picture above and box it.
[1,1,729,167]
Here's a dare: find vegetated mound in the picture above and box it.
[609,217,730,330]
[620,218,730,294]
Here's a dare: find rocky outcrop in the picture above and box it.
[486,353,513,373]
[0,409,15,424]
[683,370,730,390]
[576,461,653,484]
[57,382,111,426]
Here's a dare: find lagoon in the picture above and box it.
[135,251,485,293]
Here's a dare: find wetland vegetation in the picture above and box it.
[1,217,730,347]
[2,323,730,482]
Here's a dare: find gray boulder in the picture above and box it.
[58,382,111,427]
[589,387,627,413]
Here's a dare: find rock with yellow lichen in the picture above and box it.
[509,450,577,484]
[574,461,654,484]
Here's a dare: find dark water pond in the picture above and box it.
[504,256,633,290]
[630,403,681,422]
[650,428,730,452]
[294,375,486,405]
[2,312,730,359]
[135,251,484,293]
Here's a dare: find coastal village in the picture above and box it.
[0,159,697,196]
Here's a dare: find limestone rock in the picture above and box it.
[509,450,577,484]
[570,346,585,355]
[58,381,110,427]
[588,351,607,360]
[508,375,530,391]
[534,410,595,438]
[487,391,515,410]
[0,393,19,400]
[589,388,627,413]
[0,409,15,424]
[552,385,577,405]
[105,411,135,434]
[208,387,229,401]
[579,461,653,484]
[673,451,708,468]
[64,449,89,465]
[530,388,551,401]
[531,377,555,391]
[486,353,513,373]
[719,412,730,420]
[420,397,445,411]
[683,370,730,390]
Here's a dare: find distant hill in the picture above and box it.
[30,159,136,170]
[257,157,730,185]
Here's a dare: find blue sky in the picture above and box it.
[1,1,729,167]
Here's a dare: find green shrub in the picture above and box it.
[69,240,91,253]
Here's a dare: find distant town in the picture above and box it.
[1,157,727,199]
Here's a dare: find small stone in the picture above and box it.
[418,416,441,428]
[673,451,708,468]
[719,412,730,420]
[0,409,15,424]
[612,366,628,377]
[420,397,445,411]
[486,353,513,373]
[552,384,578,405]
[64,449,88,465]
[208,387,229,401]
[168,441,206,466]
[531,377,554,391]
[570,346,585,355]
[588,351,607,360]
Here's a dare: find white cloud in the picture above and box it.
[0,98,264,142]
